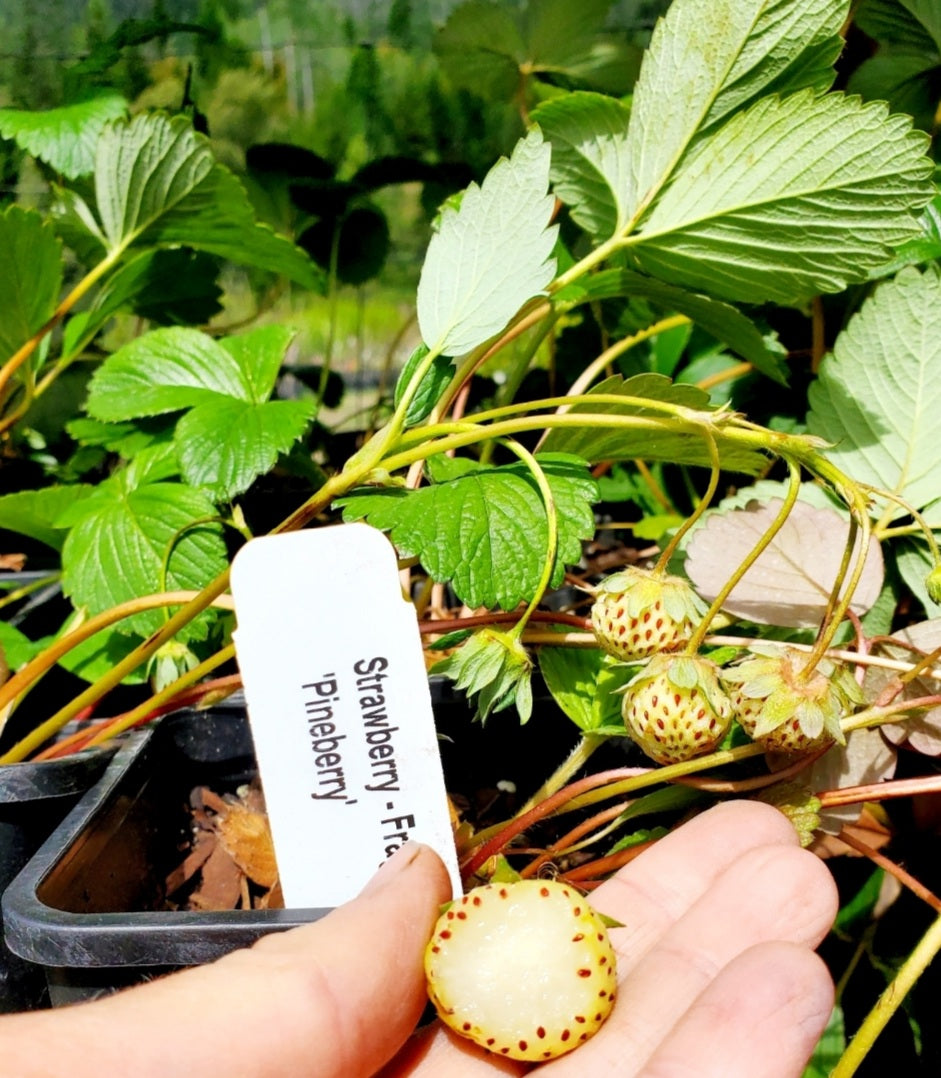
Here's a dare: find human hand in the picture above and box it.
[0,800,837,1078]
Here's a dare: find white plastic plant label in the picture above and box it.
[231,523,461,907]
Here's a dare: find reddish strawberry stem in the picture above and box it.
[836,827,941,913]
[674,744,829,793]
[460,767,646,881]
[818,773,941,809]
[32,675,242,761]
[559,839,658,883]
[520,800,634,879]
[419,610,590,635]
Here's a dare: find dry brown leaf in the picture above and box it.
[807,729,897,834]
[811,806,894,858]
[685,498,883,627]
[215,802,279,889]
[864,619,941,755]
[188,842,245,911]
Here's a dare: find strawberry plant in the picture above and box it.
[3,0,941,1071]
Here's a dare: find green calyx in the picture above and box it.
[432,627,534,723]
[721,644,862,744]
[597,566,707,624]
[754,783,822,848]
[624,652,733,720]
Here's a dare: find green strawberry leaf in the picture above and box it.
[801,1005,846,1078]
[870,190,941,279]
[92,248,223,329]
[432,628,534,723]
[807,265,941,516]
[176,396,317,500]
[433,2,524,98]
[0,621,47,671]
[0,205,63,365]
[337,454,597,611]
[91,113,322,289]
[0,91,127,179]
[220,324,297,405]
[56,620,148,686]
[60,474,227,637]
[534,92,633,239]
[86,325,312,499]
[0,485,95,550]
[416,129,557,356]
[540,374,767,473]
[393,343,455,427]
[629,91,933,305]
[538,646,632,733]
[624,0,846,223]
[86,327,253,419]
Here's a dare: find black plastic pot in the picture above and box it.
[3,684,601,1006]
[0,746,115,1010]
[2,704,328,1005]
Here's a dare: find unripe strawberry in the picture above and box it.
[620,653,733,764]
[721,644,862,755]
[590,567,706,662]
[424,879,618,1061]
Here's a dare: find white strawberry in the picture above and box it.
[620,653,734,764]
[424,879,618,1061]
[590,566,706,663]
[721,643,862,755]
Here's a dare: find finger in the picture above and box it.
[636,942,835,1078]
[590,799,803,975]
[0,843,451,1078]
[379,1022,527,1078]
[546,840,837,1076]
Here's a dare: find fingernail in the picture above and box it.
[359,842,426,897]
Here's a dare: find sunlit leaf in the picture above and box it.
[0,205,63,364]
[629,92,933,304]
[808,265,941,516]
[416,130,557,356]
[0,91,126,178]
[337,454,597,610]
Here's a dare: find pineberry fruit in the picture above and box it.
[721,644,862,755]
[590,567,706,662]
[620,653,733,764]
[424,879,618,1061]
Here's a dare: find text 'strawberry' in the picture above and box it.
[424,879,618,1061]
[590,566,707,663]
[620,653,733,764]
[721,643,862,756]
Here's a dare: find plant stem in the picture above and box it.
[499,439,558,641]
[0,250,121,432]
[831,911,941,1077]
[0,572,61,613]
[517,734,606,817]
[83,644,236,748]
[685,458,802,653]
[462,740,765,877]
[563,315,690,401]
[836,828,941,913]
[654,429,720,575]
[864,484,941,565]
[0,573,233,763]
[0,591,235,717]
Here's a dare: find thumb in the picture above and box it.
[1,843,451,1078]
